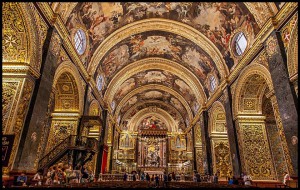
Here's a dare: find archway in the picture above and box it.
[233,63,290,180]
[45,71,82,154]
[208,101,233,178]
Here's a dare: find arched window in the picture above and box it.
[96,75,104,91]
[209,75,217,92]
[74,29,86,55]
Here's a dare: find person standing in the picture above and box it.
[123,172,128,181]
[146,173,150,182]
[163,172,168,188]
[155,174,159,187]
[196,172,201,182]
[32,169,43,186]
[213,173,218,184]
[243,172,252,186]
[283,172,291,185]
[141,172,145,181]
[133,172,137,181]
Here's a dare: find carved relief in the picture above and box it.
[237,123,275,180]
[195,148,204,174]
[269,96,294,175]
[8,79,34,170]
[45,120,78,154]
[280,12,298,51]
[2,3,28,62]
[2,82,19,131]
[213,141,232,177]
[193,122,202,146]
[265,35,279,58]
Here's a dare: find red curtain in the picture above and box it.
[101,144,108,173]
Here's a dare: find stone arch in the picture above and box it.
[89,99,101,116]
[120,100,184,129]
[114,84,193,122]
[287,19,298,87]
[233,63,273,118]
[233,63,278,180]
[128,108,177,132]
[53,61,84,114]
[88,18,229,79]
[208,101,233,177]
[104,57,206,106]
[208,101,227,135]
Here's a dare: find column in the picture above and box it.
[222,87,242,176]
[265,31,298,175]
[267,91,294,178]
[201,111,213,175]
[95,109,108,177]
[109,124,116,171]
[193,121,204,174]
[13,27,61,172]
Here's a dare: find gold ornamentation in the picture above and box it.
[194,122,202,147]
[8,79,34,170]
[269,95,294,175]
[280,12,298,51]
[213,141,232,177]
[195,148,204,174]
[244,3,274,28]
[2,3,28,63]
[105,57,206,106]
[236,121,275,180]
[88,18,228,80]
[115,84,193,122]
[2,82,19,132]
[45,120,78,154]
[265,35,278,57]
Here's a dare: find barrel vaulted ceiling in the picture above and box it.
[49,2,281,131]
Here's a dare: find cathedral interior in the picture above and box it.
[2,2,298,187]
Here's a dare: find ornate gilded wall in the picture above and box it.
[236,117,275,180]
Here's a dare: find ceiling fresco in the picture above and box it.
[120,101,185,131]
[94,30,220,97]
[66,2,260,69]
[118,89,189,124]
[137,115,168,130]
[112,69,200,115]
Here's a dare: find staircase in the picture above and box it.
[38,135,99,170]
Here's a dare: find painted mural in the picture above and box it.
[66,2,259,69]
[138,115,167,130]
[120,101,185,131]
[95,31,220,97]
[113,69,200,115]
[120,89,188,126]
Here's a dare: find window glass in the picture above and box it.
[235,32,247,56]
[74,29,86,55]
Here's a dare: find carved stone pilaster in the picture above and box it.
[235,115,276,180]
[265,31,298,175]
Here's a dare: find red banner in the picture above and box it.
[101,144,108,173]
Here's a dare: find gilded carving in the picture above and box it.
[195,148,204,174]
[280,12,298,51]
[2,3,28,62]
[213,141,232,177]
[193,122,202,146]
[45,120,78,154]
[237,123,275,180]
[269,96,294,175]
[8,79,34,170]
[265,35,279,58]
[2,82,19,132]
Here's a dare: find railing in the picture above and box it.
[97,174,196,181]
[38,135,99,170]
